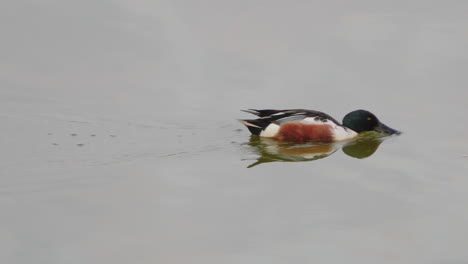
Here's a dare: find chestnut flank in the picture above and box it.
[276,123,333,142]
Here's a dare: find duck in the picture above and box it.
[239,109,400,143]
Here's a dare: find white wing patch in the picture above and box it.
[271,112,286,116]
[259,123,280,137]
[300,117,334,125]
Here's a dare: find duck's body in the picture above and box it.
[240,109,400,143]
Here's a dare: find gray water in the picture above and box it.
[1,1,468,263]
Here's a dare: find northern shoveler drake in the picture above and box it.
[240,109,400,143]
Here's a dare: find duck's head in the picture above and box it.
[343,110,400,135]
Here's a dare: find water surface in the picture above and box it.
[1,1,468,263]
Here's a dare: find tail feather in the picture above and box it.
[241,109,285,118]
[241,109,260,116]
[239,119,270,135]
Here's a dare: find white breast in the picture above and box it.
[332,126,358,141]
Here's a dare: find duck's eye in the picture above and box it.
[367,117,372,120]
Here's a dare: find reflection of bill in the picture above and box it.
[244,132,389,168]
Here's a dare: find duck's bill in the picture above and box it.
[375,122,401,135]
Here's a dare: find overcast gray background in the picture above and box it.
[1,1,468,263]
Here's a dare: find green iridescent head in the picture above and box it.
[343,110,400,134]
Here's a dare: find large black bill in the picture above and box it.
[375,122,401,135]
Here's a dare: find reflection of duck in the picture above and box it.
[342,134,384,159]
[240,109,400,142]
[244,133,388,167]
